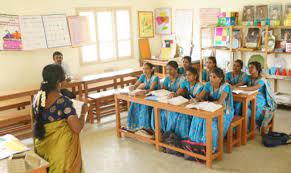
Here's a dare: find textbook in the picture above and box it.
[147,89,172,97]
[0,134,30,160]
[232,89,257,95]
[186,102,222,112]
[72,99,88,122]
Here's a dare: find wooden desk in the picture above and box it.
[233,91,258,145]
[115,94,224,168]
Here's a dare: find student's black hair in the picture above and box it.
[186,67,199,81]
[34,64,66,140]
[53,51,63,58]
[183,56,192,64]
[167,61,179,72]
[211,67,225,85]
[235,59,244,69]
[249,61,262,75]
[144,62,155,76]
[208,56,217,67]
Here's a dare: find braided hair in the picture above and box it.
[33,64,65,140]
[211,67,225,85]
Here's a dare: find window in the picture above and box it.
[78,8,132,64]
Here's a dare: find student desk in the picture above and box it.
[232,91,258,145]
[114,93,224,168]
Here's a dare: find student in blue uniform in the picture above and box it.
[151,61,185,132]
[202,56,217,82]
[187,67,234,151]
[226,59,248,115]
[178,56,192,76]
[127,62,160,131]
[166,67,204,139]
[234,61,276,129]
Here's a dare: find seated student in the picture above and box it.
[166,67,204,139]
[187,67,234,151]
[151,61,185,132]
[233,61,276,128]
[32,64,88,173]
[226,59,248,115]
[226,59,248,87]
[178,56,192,76]
[202,56,217,82]
[52,51,76,99]
[127,63,160,132]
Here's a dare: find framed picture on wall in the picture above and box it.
[269,4,282,26]
[242,6,255,23]
[138,11,154,38]
[256,5,268,21]
[155,8,172,35]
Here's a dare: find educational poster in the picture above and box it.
[67,16,90,46]
[138,11,154,38]
[0,14,22,50]
[214,27,229,47]
[19,15,47,50]
[42,14,71,48]
[175,9,193,57]
[155,8,171,35]
[199,8,220,26]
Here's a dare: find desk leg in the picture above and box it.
[217,110,223,161]
[78,84,83,100]
[206,117,213,168]
[154,108,161,151]
[115,96,121,138]
[250,98,256,140]
[242,100,248,145]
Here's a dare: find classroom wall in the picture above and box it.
[1,0,291,94]
[0,0,160,91]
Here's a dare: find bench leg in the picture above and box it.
[88,104,94,124]
[226,126,233,153]
[236,122,242,147]
[95,100,101,123]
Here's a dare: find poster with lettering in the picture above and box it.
[0,14,22,50]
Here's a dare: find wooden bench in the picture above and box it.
[81,69,142,123]
[226,115,243,153]
[0,109,31,139]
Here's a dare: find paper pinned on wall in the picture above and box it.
[0,14,22,50]
[42,14,71,48]
[200,8,221,27]
[67,16,91,47]
[19,15,47,50]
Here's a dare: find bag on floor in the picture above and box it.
[161,132,183,157]
[262,131,291,147]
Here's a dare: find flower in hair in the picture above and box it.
[41,91,46,108]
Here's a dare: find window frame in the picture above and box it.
[76,7,134,65]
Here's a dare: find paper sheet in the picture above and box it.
[0,135,30,160]
[72,99,87,122]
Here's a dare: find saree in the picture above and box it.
[34,119,84,173]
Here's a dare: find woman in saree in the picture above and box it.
[32,64,88,173]
[178,56,192,76]
[151,61,185,132]
[225,59,248,115]
[234,61,277,130]
[187,67,234,151]
[202,56,217,82]
[127,62,160,132]
[166,67,204,139]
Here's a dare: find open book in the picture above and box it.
[72,99,88,122]
[232,89,257,95]
[186,102,222,112]
[168,96,189,105]
[147,89,172,97]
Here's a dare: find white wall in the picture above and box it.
[0,0,160,91]
[1,0,291,94]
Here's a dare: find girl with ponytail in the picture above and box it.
[32,64,87,173]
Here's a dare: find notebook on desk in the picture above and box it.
[232,90,257,95]
[186,102,222,112]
